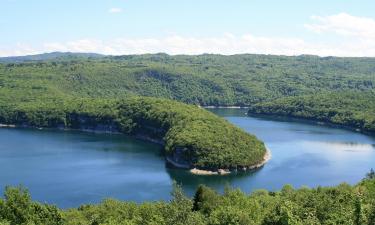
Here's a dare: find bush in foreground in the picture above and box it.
[1,174,375,225]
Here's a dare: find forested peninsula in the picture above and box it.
[0,97,267,173]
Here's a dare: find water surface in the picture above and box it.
[0,109,374,208]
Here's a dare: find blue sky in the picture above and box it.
[1,0,375,56]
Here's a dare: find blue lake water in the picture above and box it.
[0,108,374,208]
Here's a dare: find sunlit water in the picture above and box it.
[0,108,374,208]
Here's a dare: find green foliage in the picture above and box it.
[0,96,266,169]
[1,54,375,106]
[193,185,220,214]
[1,53,375,224]
[0,53,374,167]
[0,186,62,225]
[1,53,374,136]
[1,173,375,224]
[248,91,375,133]
[366,169,375,180]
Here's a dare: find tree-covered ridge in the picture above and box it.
[0,52,104,63]
[1,53,375,106]
[1,173,375,225]
[0,97,266,170]
[248,91,375,133]
[1,53,374,133]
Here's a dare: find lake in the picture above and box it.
[1,108,375,208]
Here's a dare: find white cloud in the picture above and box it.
[1,13,375,57]
[108,8,123,13]
[305,13,375,39]
[0,33,374,57]
[36,34,375,57]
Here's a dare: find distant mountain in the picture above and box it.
[0,52,105,63]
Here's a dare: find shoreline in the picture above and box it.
[0,124,16,128]
[201,105,249,109]
[202,106,374,136]
[247,112,375,137]
[200,106,374,137]
[0,123,272,176]
[0,123,167,144]
[188,147,271,175]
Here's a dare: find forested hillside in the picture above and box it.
[1,53,374,106]
[1,53,374,133]
[248,91,375,133]
[1,172,375,225]
[0,52,103,63]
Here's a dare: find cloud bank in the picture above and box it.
[1,13,375,57]
[305,13,375,39]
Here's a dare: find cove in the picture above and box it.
[1,108,375,208]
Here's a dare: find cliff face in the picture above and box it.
[15,114,120,134]
[66,113,120,133]
[166,147,192,169]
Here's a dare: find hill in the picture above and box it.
[0,53,374,106]
[248,91,375,133]
[0,52,104,63]
[1,53,374,133]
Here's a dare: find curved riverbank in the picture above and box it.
[247,92,375,135]
[206,105,375,137]
[247,112,375,137]
[201,106,250,109]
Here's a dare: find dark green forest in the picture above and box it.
[248,91,375,133]
[1,172,375,225]
[1,53,374,106]
[1,53,374,133]
[0,96,266,170]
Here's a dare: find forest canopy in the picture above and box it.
[248,91,375,133]
[1,174,375,225]
[1,53,374,133]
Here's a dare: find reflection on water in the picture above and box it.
[310,141,375,152]
[269,153,331,171]
[0,109,374,208]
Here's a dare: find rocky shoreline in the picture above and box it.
[165,147,271,176]
[188,147,271,175]
[0,124,16,128]
[201,106,250,109]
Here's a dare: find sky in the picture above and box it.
[0,0,375,57]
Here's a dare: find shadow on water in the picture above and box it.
[165,166,265,196]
